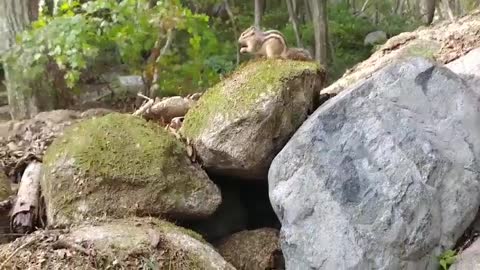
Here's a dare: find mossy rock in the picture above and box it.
[217,228,284,270]
[0,217,236,270]
[180,59,325,180]
[41,113,221,226]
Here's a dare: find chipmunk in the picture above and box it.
[238,26,313,61]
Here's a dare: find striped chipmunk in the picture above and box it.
[237,26,313,61]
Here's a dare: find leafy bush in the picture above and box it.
[2,0,234,97]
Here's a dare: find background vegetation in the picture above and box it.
[1,0,479,99]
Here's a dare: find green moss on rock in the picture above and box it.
[181,59,321,138]
[403,40,440,60]
[42,113,220,225]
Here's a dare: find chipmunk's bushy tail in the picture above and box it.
[284,48,314,61]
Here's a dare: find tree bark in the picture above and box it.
[0,0,33,54]
[286,0,303,47]
[0,0,41,120]
[10,161,43,234]
[423,0,436,24]
[254,0,263,28]
[443,0,455,21]
[310,0,329,66]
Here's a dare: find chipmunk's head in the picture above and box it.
[238,26,261,53]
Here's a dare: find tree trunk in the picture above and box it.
[0,0,40,120]
[443,0,455,21]
[310,0,329,66]
[0,0,33,54]
[254,0,263,28]
[286,0,303,47]
[424,0,436,24]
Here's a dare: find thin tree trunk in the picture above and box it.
[443,0,455,21]
[304,0,312,21]
[286,0,303,47]
[424,0,436,24]
[361,0,371,12]
[310,0,329,66]
[254,0,262,27]
[224,0,240,66]
[0,0,38,120]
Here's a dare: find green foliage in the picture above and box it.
[438,250,457,270]
[3,0,450,99]
[3,0,233,97]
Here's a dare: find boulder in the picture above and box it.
[42,113,221,226]
[269,57,480,269]
[113,75,145,95]
[180,59,325,180]
[322,11,480,96]
[364,30,388,46]
[450,239,480,270]
[446,47,480,94]
[217,228,284,270]
[0,218,236,270]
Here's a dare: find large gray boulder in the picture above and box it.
[268,57,480,270]
[446,47,480,94]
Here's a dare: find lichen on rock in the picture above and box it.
[180,59,325,180]
[41,113,221,226]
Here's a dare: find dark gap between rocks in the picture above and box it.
[179,174,280,244]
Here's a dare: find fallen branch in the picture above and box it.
[132,95,155,117]
[10,161,43,234]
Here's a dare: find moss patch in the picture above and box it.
[181,59,321,138]
[404,40,440,60]
[42,113,217,224]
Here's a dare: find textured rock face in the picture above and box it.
[42,113,221,226]
[446,47,480,94]
[217,228,284,270]
[0,218,236,270]
[181,59,325,180]
[269,57,480,270]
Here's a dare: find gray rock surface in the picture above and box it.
[450,238,480,270]
[364,30,388,46]
[269,57,480,270]
[446,47,480,94]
